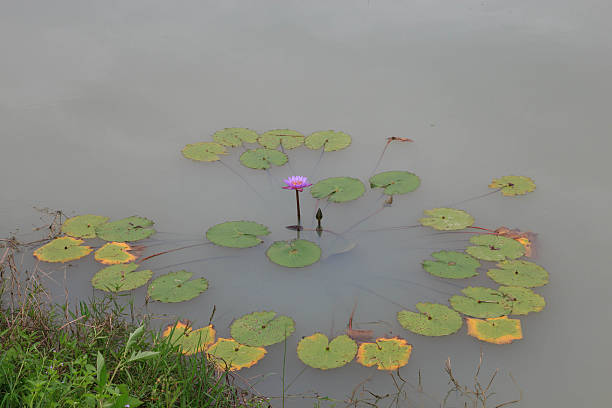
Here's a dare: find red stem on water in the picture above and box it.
[468,226,497,233]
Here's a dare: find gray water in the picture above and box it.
[1,1,611,406]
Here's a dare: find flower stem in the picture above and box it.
[295,190,301,226]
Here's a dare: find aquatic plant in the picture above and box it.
[283,175,312,225]
[297,333,357,370]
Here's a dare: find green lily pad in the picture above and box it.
[305,130,351,152]
[181,142,228,162]
[356,338,412,371]
[266,240,321,268]
[206,221,270,248]
[467,317,523,344]
[466,235,525,262]
[297,333,357,370]
[33,237,92,263]
[450,286,513,318]
[419,208,474,231]
[162,321,216,355]
[213,128,259,147]
[486,260,549,287]
[258,129,304,150]
[147,270,208,303]
[397,303,463,336]
[489,175,536,196]
[92,263,152,292]
[96,216,156,242]
[422,251,480,279]
[310,177,365,203]
[230,311,295,347]
[498,286,546,315]
[94,242,136,265]
[239,148,288,170]
[61,215,109,239]
[206,338,266,371]
[369,171,420,195]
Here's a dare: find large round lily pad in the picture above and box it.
[369,171,420,196]
[206,221,270,248]
[213,128,259,147]
[230,311,295,347]
[92,263,152,293]
[33,237,92,263]
[310,177,365,203]
[489,175,536,196]
[466,317,523,344]
[297,333,357,370]
[147,270,208,303]
[96,216,156,242]
[466,235,525,262]
[356,338,412,371]
[206,338,266,371]
[397,303,463,336]
[486,260,549,287]
[419,208,474,231]
[422,251,480,279]
[162,321,216,355]
[266,240,321,268]
[498,286,546,315]
[305,130,351,152]
[449,286,512,318]
[258,129,304,150]
[61,215,109,239]
[181,142,227,162]
[239,148,288,170]
[94,242,136,265]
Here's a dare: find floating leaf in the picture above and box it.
[465,235,525,262]
[369,171,420,196]
[181,142,227,162]
[61,215,109,239]
[297,333,357,370]
[239,148,288,170]
[147,270,208,303]
[466,316,523,344]
[266,239,321,268]
[94,242,136,265]
[206,221,270,248]
[33,237,92,263]
[489,175,536,196]
[450,287,512,318]
[305,130,351,152]
[213,128,258,147]
[397,303,463,336]
[92,263,152,292]
[495,227,537,257]
[498,286,546,315]
[162,321,216,355]
[310,177,365,203]
[422,251,480,279]
[206,338,266,371]
[356,338,412,371]
[486,260,549,287]
[230,311,295,347]
[258,129,304,150]
[419,208,474,231]
[96,216,156,242]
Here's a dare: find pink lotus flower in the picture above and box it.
[282,176,312,192]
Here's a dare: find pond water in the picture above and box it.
[1,0,611,406]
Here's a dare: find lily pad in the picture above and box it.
[213,128,259,147]
[206,221,270,248]
[230,311,295,347]
[310,177,365,203]
[33,237,92,263]
[147,270,208,303]
[206,338,266,371]
[239,148,288,170]
[61,215,109,239]
[297,333,357,370]
[397,303,463,336]
[422,251,480,279]
[305,130,351,152]
[94,242,136,265]
[489,175,536,196]
[356,338,412,371]
[266,239,321,268]
[92,263,152,292]
[181,142,227,162]
[449,286,512,318]
[96,216,156,242]
[162,321,216,355]
[465,235,525,262]
[498,286,546,315]
[258,129,304,150]
[466,316,523,344]
[486,260,549,287]
[419,208,474,231]
[369,171,420,196]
